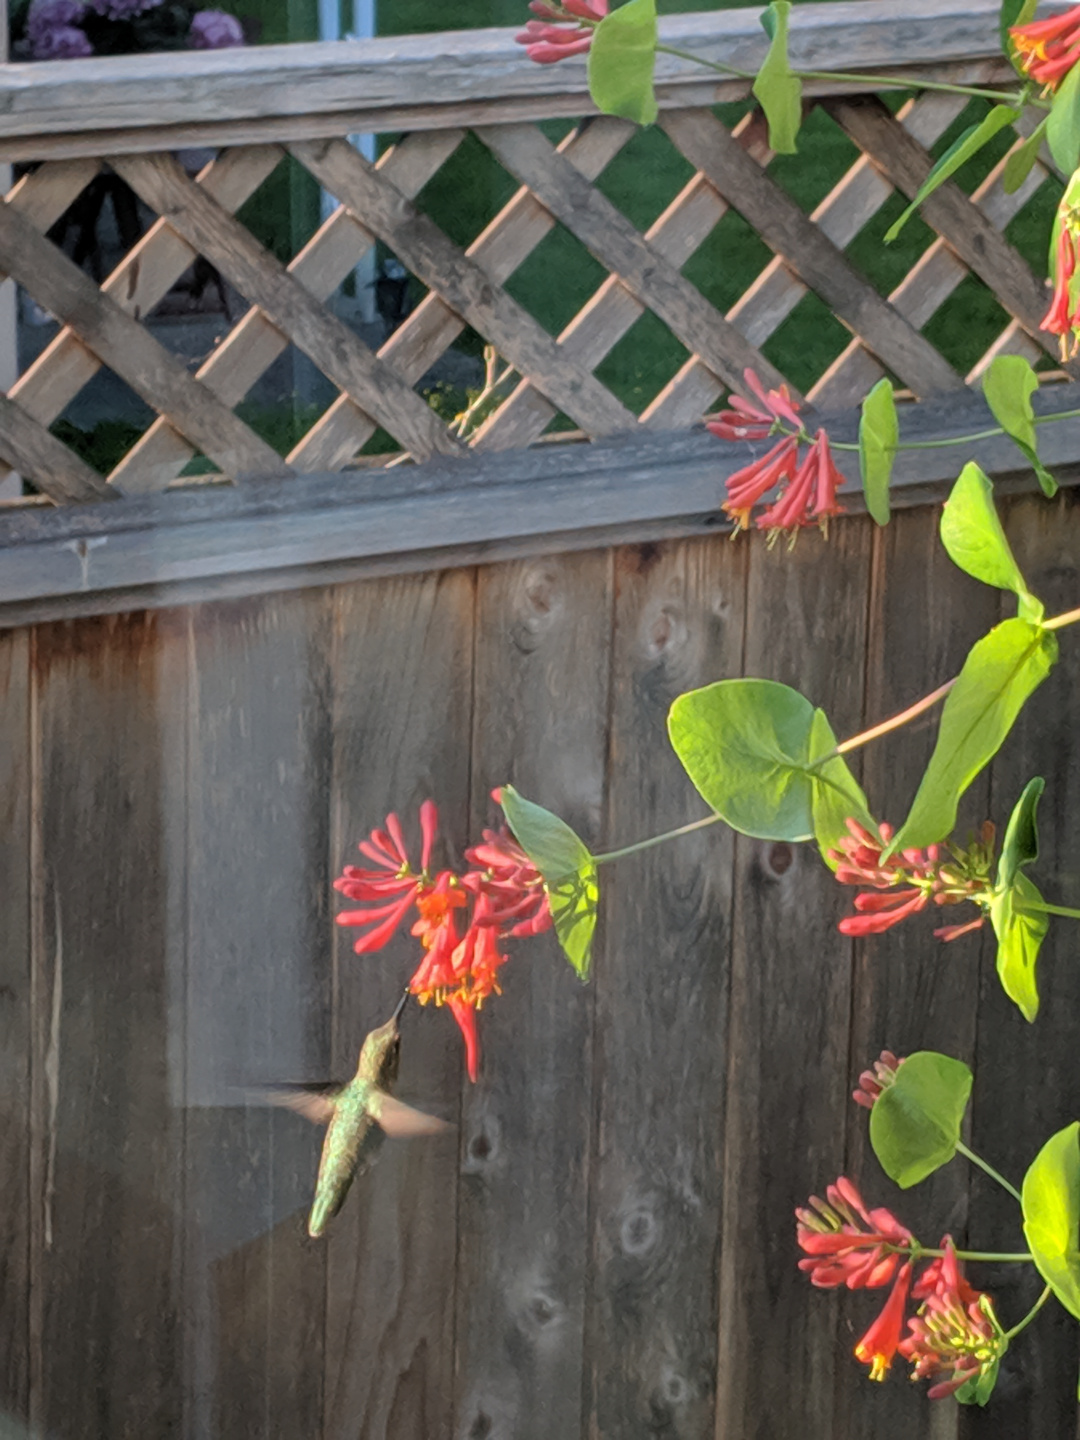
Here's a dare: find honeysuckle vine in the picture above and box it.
[325,0,1080,1412]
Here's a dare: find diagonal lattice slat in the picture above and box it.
[827,95,1077,378]
[289,135,638,438]
[288,116,637,471]
[0,192,289,486]
[110,129,466,490]
[3,145,282,492]
[110,150,464,463]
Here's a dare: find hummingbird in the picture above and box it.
[262,991,451,1238]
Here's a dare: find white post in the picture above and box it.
[0,0,20,499]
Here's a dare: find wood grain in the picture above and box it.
[836,507,999,1440]
[0,392,115,503]
[453,551,611,1440]
[715,516,873,1440]
[290,136,637,439]
[660,108,964,400]
[585,536,743,1439]
[0,627,30,1429]
[324,568,472,1440]
[110,150,463,463]
[30,612,185,1435]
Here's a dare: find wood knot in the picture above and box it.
[764,842,794,877]
[468,1412,493,1440]
[619,1205,658,1256]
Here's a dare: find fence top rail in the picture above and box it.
[0,0,1027,146]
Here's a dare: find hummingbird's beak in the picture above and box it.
[391,988,411,1024]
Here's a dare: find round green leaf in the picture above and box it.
[498,785,598,981]
[1023,1123,1080,1320]
[869,1051,973,1189]
[940,462,1043,621]
[587,0,658,127]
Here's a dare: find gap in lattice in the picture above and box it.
[235,151,313,265]
[502,219,608,338]
[922,275,1014,376]
[594,309,691,415]
[414,132,523,248]
[681,206,773,317]
[46,360,154,477]
[760,291,853,398]
[766,103,863,217]
[593,124,695,232]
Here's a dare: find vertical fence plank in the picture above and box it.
[963,494,1080,1439]
[453,552,612,1440]
[181,592,332,1440]
[715,520,872,1440]
[30,612,185,1437]
[324,570,472,1440]
[585,537,745,1440]
[0,628,30,1426]
[837,508,1000,1440]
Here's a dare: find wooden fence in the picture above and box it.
[3,3,1080,1436]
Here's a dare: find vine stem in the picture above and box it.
[1019,900,1080,921]
[591,812,722,865]
[956,1139,1023,1204]
[815,407,1080,456]
[652,45,1023,103]
[1004,1285,1052,1341]
[833,680,955,758]
[950,1250,1033,1263]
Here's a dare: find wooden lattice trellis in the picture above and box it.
[0,1,1072,509]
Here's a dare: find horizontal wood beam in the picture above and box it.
[0,0,1032,159]
[2,381,1079,628]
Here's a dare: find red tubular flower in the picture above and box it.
[839,887,930,937]
[707,366,802,441]
[852,1049,904,1109]
[515,0,606,62]
[448,995,480,1082]
[1042,222,1080,360]
[1010,4,1080,90]
[334,801,438,953]
[408,871,469,1001]
[855,1261,914,1383]
[796,1176,913,1290]
[900,1239,1006,1400]
[464,828,552,936]
[722,436,800,530]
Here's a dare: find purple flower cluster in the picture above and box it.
[188,9,244,47]
[26,0,92,57]
[86,0,161,18]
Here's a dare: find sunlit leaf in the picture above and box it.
[498,785,598,980]
[940,462,1044,621]
[588,0,658,126]
[887,619,1057,855]
[752,0,802,155]
[998,775,1044,893]
[982,357,1057,500]
[1048,61,1080,173]
[1003,117,1048,194]
[884,106,1021,242]
[1023,1123,1080,1320]
[858,378,897,526]
[869,1051,973,1189]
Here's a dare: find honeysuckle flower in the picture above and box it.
[831,817,993,940]
[334,800,439,953]
[464,826,552,936]
[515,0,606,63]
[722,436,800,530]
[855,1261,914,1383]
[707,366,802,442]
[900,1239,1006,1400]
[1010,4,1080,90]
[852,1049,904,1109]
[796,1176,914,1289]
[1042,213,1080,360]
[756,428,846,541]
[408,871,469,999]
[189,8,244,47]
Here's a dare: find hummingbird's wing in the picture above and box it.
[368,1089,453,1137]
[248,1085,339,1126]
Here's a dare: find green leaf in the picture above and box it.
[667,678,873,847]
[869,1051,973,1189]
[884,106,1021,243]
[1003,117,1048,194]
[888,619,1058,854]
[498,785,598,980]
[1023,1122,1080,1320]
[998,775,1045,892]
[1001,0,1037,54]
[858,378,897,526]
[1048,62,1080,173]
[752,0,802,155]
[940,461,1044,621]
[588,0,658,127]
[992,872,1048,1022]
[982,357,1058,499]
